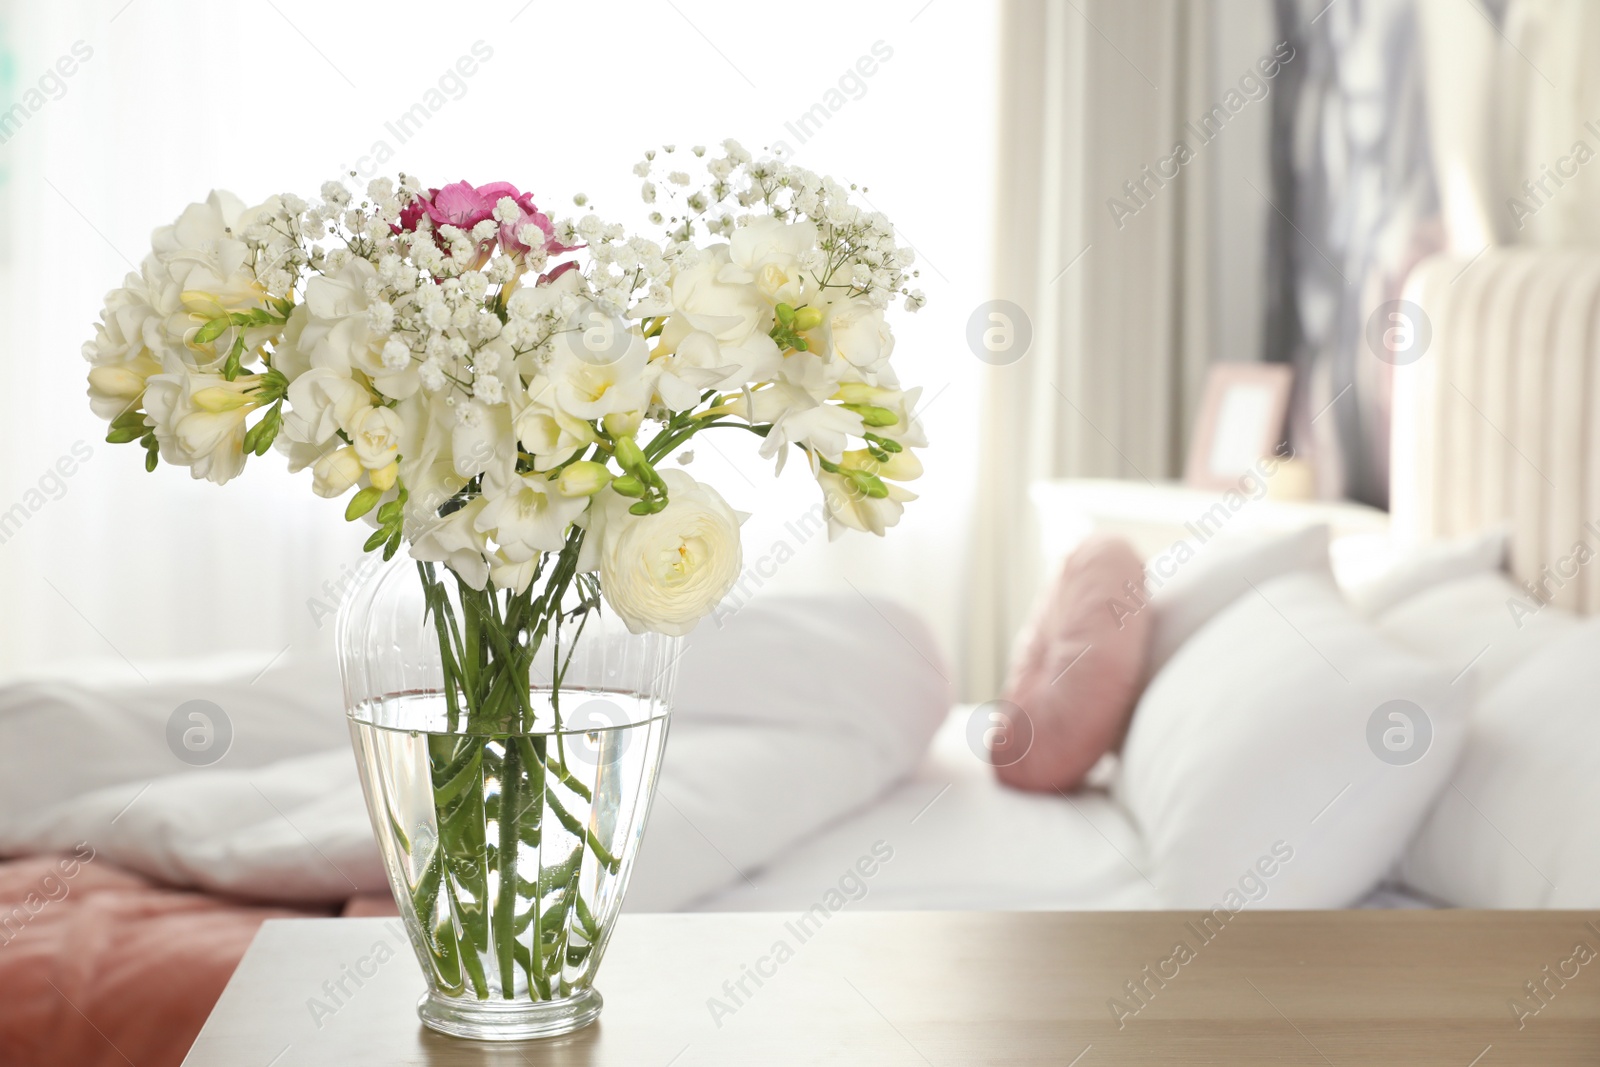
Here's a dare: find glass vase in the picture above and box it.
[336,552,679,1040]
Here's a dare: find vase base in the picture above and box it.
[417,987,603,1041]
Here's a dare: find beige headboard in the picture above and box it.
[1393,249,1600,613]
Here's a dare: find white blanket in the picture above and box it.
[0,596,951,908]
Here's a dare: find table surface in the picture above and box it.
[183,910,1600,1066]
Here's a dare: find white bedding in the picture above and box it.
[0,593,1451,913]
[692,707,1159,912]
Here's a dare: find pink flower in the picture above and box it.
[396,180,564,258]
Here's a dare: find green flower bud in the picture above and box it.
[792,305,823,331]
[846,403,900,428]
[610,474,647,497]
[556,460,612,497]
[612,434,648,474]
[603,410,643,437]
[345,485,384,521]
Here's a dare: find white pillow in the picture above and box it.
[1345,526,1508,617]
[1398,616,1600,908]
[1117,571,1466,909]
[1145,524,1330,679]
[1376,571,1581,692]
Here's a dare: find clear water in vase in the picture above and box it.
[348,690,669,1040]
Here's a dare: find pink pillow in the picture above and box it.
[994,535,1151,792]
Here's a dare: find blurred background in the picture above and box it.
[3,0,1597,699]
[0,0,995,686]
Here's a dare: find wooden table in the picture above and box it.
[182,911,1600,1065]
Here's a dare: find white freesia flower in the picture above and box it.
[392,391,468,536]
[301,257,419,399]
[545,305,652,420]
[837,383,929,449]
[83,271,167,418]
[475,471,589,563]
[281,367,370,445]
[728,382,862,468]
[578,469,745,636]
[350,405,404,469]
[150,191,274,311]
[147,193,286,374]
[817,470,917,539]
[822,297,895,373]
[728,217,818,305]
[311,445,364,498]
[648,329,741,411]
[143,372,255,485]
[269,304,313,381]
[451,399,517,487]
[489,548,540,596]
[410,497,491,590]
[658,245,780,385]
[514,379,596,471]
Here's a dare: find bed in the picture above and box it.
[4,245,1599,1064]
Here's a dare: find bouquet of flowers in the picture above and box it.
[81,142,927,1030]
[84,141,925,644]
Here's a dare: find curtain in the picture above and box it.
[965,0,1242,699]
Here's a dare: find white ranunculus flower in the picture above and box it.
[728,217,818,304]
[311,445,364,498]
[301,257,419,399]
[281,367,370,446]
[578,469,746,636]
[143,372,253,485]
[350,405,404,470]
[475,471,588,563]
[410,497,491,591]
[823,297,895,373]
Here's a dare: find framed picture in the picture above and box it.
[1184,363,1294,490]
